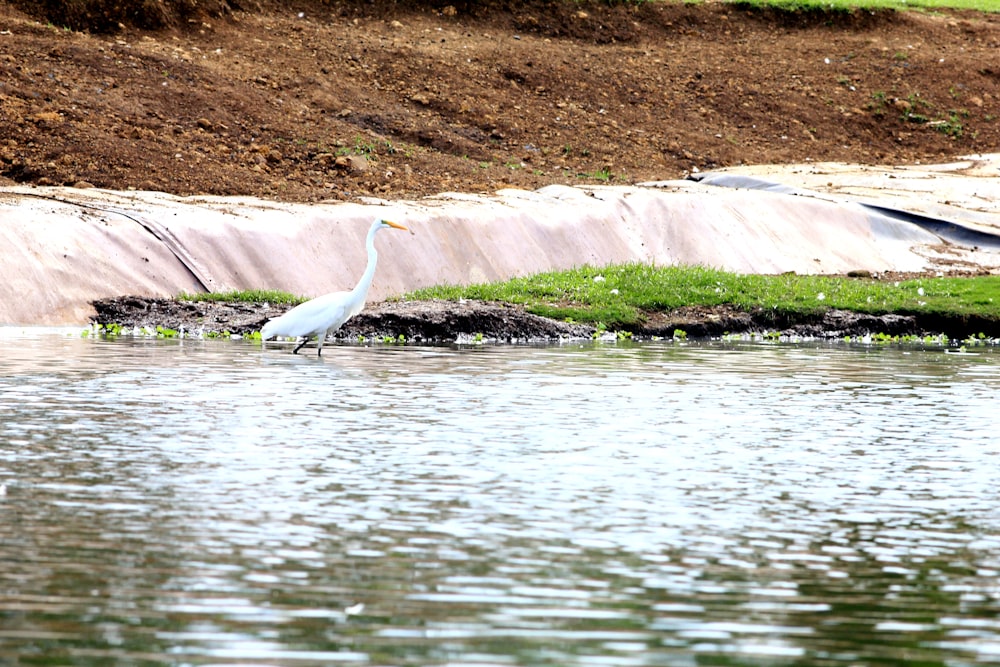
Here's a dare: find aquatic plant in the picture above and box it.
[838,332,969,346]
[99,323,125,337]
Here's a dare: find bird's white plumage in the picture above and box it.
[260,218,408,355]
[260,292,351,340]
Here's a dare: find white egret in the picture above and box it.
[261,218,409,355]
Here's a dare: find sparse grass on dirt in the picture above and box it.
[2,0,999,201]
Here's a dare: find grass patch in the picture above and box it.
[178,289,304,305]
[407,263,1000,328]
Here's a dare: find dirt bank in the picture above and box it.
[91,295,1000,343]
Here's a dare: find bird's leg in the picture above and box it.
[316,331,327,357]
[292,337,309,354]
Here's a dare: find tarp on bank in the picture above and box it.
[2,155,999,325]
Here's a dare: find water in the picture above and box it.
[2,330,999,666]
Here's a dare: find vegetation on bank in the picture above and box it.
[406,263,1000,329]
[88,265,1000,344]
[178,289,303,305]
[178,264,1000,332]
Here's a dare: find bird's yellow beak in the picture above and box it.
[383,220,409,232]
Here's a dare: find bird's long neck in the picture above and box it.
[350,224,381,307]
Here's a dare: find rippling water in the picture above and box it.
[2,330,999,665]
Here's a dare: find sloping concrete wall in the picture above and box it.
[2,157,999,325]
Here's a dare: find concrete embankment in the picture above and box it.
[2,156,999,326]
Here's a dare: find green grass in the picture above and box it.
[178,289,304,305]
[407,263,1000,328]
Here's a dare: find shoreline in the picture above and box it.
[90,296,1000,344]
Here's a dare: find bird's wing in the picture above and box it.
[263,291,352,338]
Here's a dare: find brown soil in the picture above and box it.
[6,1,1000,341]
[2,1,999,201]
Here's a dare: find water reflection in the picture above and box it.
[1,331,999,665]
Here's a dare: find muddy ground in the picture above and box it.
[4,0,1000,339]
[91,295,1000,342]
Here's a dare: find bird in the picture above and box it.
[260,218,409,355]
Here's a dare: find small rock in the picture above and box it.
[334,154,369,173]
[32,111,61,124]
[72,180,95,189]
[196,117,214,131]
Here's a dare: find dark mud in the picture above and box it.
[90,297,594,342]
[90,296,1000,343]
